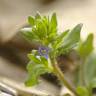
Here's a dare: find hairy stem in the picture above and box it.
[51,57,79,96]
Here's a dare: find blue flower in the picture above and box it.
[38,46,50,59]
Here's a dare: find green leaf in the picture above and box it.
[76,86,89,96]
[84,51,96,86]
[25,74,38,86]
[47,13,57,42]
[50,13,57,29]
[73,50,96,89]
[53,29,69,49]
[73,34,94,87]
[28,54,41,64]
[35,19,47,40]
[62,24,82,48]
[22,12,59,46]
[40,56,48,66]
[25,51,53,86]
[25,62,41,86]
[21,27,40,42]
[57,24,82,55]
[26,61,34,73]
[42,16,49,27]
[25,62,51,86]
[77,33,94,58]
[28,16,35,26]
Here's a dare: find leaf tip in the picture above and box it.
[78,23,83,27]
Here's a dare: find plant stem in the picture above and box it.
[51,57,79,96]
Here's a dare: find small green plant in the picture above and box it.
[21,12,96,96]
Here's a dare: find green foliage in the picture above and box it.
[25,50,52,86]
[77,33,94,58]
[56,24,82,56]
[52,29,69,50]
[49,13,57,37]
[21,12,58,45]
[28,16,35,26]
[74,34,95,96]
[21,27,40,42]
[84,52,96,87]
[61,23,82,49]
[74,34,94,86]
[21,12,96,96]
[76,86,89,96]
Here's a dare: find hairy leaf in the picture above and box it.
[84,51,96,86]
[25,52,52,86]
[76,86,89,96]
[21,27,40,42]
[35,19,47,40]
[62,24,82,48]
[53,29,69,49]
[48,13,57,42]
[78,33,94,58]
[57,24,82,55]
[50,13,57,30]
[28,54,41,64]
[28,16,35,26]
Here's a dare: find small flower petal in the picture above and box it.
[38,46,50,59]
